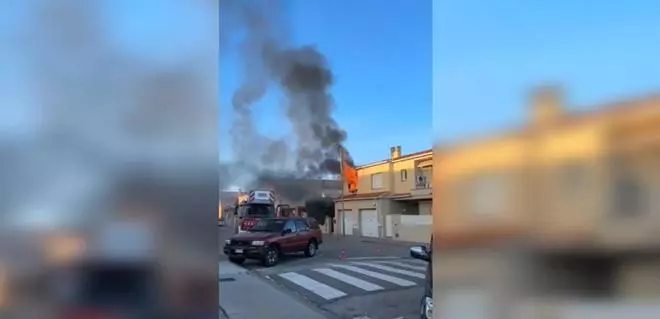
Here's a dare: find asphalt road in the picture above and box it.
[218,221,427,319]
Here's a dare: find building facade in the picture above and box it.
[433,87,660,318]
[335,146,432,242]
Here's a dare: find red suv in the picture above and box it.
[223,217,323,267]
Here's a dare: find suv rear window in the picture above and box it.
[307,218,320,230]
[249,219,286,232]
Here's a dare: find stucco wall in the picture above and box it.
[387,214,432,243]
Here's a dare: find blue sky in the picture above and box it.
[223,0,660,166]
[220,0,433,165]
[4,1,659,167]
[434,0,660,144]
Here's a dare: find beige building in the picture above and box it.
[335,146,432,242]
[433,86,660,318]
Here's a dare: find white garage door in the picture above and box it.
[341,210,355,235]
[359,209,379,237]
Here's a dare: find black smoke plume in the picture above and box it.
[222,0,353,194]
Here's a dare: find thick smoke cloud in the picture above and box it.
[222,0,352,193]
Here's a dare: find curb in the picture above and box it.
[326,235,425,247]
[360,239,424,247]
[219,305,231,319]
[344,256,404,260]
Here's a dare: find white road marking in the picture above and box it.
[374,260,427,271]
[345,256,402,260]
[404,258,428,266]
[329,264,416,287]
[351,262,426,279]
[278,272,347,300]
[313,268,384,292]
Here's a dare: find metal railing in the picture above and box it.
[414,176,432,189]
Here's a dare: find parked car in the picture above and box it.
[410,237,432,319]
[223,217,323,267]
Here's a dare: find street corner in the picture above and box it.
[253,257,426,318]
[219,266,329,319]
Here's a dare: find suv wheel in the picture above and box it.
[420,296,432,319]
[304,240,318,257]
[229,257,245,265]
[262,245,280,267]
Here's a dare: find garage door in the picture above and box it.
[341,210,355,235]
[359,209,379,237]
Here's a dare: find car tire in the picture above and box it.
[262,245,280,267]
[304,240,318,257]
[420,296,431,319]
[229,257,245,265]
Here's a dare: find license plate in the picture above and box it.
[235,249,243,254]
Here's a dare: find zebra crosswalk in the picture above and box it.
[264,258,427,304]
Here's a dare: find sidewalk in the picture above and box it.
[219,261,329,319]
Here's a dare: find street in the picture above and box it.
[218,221,426,319]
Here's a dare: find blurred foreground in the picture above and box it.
[0,1,218,318]
[433,87,660,318]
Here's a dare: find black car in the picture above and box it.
[410,237,432,319]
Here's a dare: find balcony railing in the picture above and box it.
[415,180,431,189]
[414,175,431,189]
[411,175,432,196]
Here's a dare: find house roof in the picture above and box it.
[436,92,660,152]
[356,149,433,169]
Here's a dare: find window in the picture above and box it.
[250,219,286,232]
[371,173,383,189]
[283,220,297,234]
[401,169,408,182]
[294,219,309,232]
[238,204,274,218]
[306,218,320,230]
